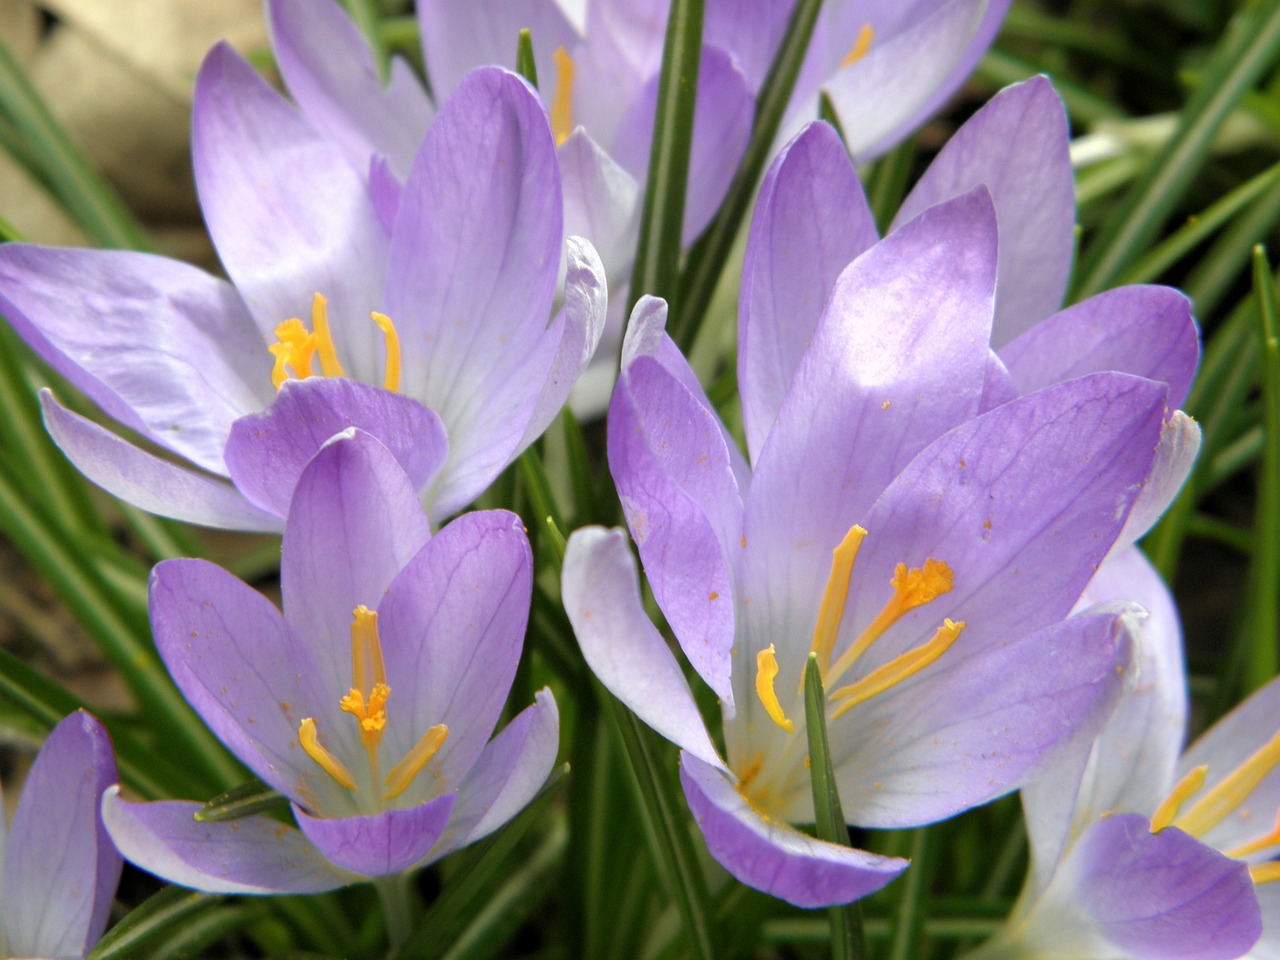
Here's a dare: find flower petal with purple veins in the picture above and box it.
[293,794,457,876]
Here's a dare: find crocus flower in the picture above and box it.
[266,0,1010,408]
[962,549,1274,960]
[101,429,559,892]
[0,55,605,532]
[1,710,121,960]
[563,160,1174,904]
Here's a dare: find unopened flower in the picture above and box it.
[103,430,558,892]
[0,58,605,531]
[964,550,1272,960]
[564,170,1173,903]
[0,711,121,960]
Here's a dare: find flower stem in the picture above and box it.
[375,873,419,955]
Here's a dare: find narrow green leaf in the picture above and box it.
[545,515,568,564]
[975,49,1126,125]
[888,829,930,960]
[340,0,388,82]
[394,764,568,960]
[1116,162,1280,286]
[0,38,153,250]
[1186,172,1280,316]
[1246,245,1280,690]
[86,886,225,960]
[627,0,706,318]
[1075,1,1280,297]
[516,28,539,89]
[195,779,291,822]
[818,90,849,146]
[672,0,823,348]
[607,692,717,960]
[864,136,919,234]
[803,653,865,960]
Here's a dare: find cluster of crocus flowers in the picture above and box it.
[563,76,1201,907]
[964,548,1277,959]
[0,55,605,531]
[102,429,559,891]
[0,711,121,960]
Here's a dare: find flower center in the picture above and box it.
[299,605,448,803]
[1150,731,1280,885]
[551,46,576,146]
[753,523,964,732]
[839,23,875,69]
[268,292,401,393]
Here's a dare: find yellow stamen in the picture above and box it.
[268,318,319,389]
[383,724,449,800]
[828,619,965,721]
[1251,862,1280,885]
[299,717,357,790]
[371,312,401,392]
[1174,732,1280,838]
[839,23,874,69]
[1225,808,1280,859]
[810,525,867,672]
[827,558,955,687]
[349,605,387,697]
[755,644,794,733]
[551,46,576,146]
[1150,765,1207,833]
[310,293,345,377]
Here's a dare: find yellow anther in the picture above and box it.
[310,293,345,378]
[350,606,387,697]
[1174,732,1280,838]
[839,23,874,69]
[1150,765,1207,833]
[810,525,867,672]
[827,557,955,687]
[828,619,965,721]
[1225,808,1280,859]
[755,644,794,733]
[299,718,357,790]
[269,318,319,389]
[371,312,401,392]
[1251,862,1280,885]
[384,724,449,800]
[551,46,576,146]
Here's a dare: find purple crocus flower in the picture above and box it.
[0,55,605,532]
[563,193,1173,906]
[101,429,559,892]
[963,550,1273,960]
[0,710,121,960]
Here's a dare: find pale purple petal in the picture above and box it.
[419,0,580,104]
[1071,815,1260,960]
[280,430,431,727]
[609,344,743,701]
[1248,883,1280,959]
[703,0,794,92]
[559,130,642,281]
[1180,674,1280,855]
[293,794,456,876]
[680,753,908,908]
[829,603,1139,828]
[1000,285,1200,406]
[149,558,347,815]
[819,0,988,161]
[739,121,879,461]
[978,350,1019,412]
[737,189,996,692]
[225,378,447,518]
[269,0,433,181]
[375,510,532,805]
[512,237,608,457]
[430,689,560,862]
[0,244,271,472]
[579,0,668,137]
[563,528,726,770]
[369,155,402,233]
[101,789,357,894]
[2,712,119,959]
[42,393,283,533]
[895,76,1074,345]
[1023,548,1188,892]
[609,46,753,243]
[1114,411,1201,552]
[386,67,562,514]
[193,42,389,377]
